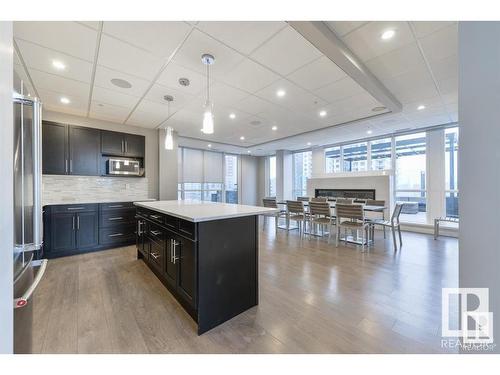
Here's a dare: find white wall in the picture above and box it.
[43,111,159,199]
[0,21,13,354]
[159,129,178,200]
[459,21,500,352]
[239,155,259,205]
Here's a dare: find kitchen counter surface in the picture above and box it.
[43,197,156,206]
[134,200,277,222]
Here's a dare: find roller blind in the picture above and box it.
[182,148,203,182]
[203,150,223,183]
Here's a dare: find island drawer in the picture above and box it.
[100,202,135,211]
[100,208,136,227]
[148,238,165,273]
[147,222,165,242]
[50,203,98,213]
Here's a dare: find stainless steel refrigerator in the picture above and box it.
[13,71,47,354]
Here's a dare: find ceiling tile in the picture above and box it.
[16,39,93,83]
[205,82,250,108]
[97,34,164,80]
[427,54,457,83]
[419,23,458,63]
[144,83,196,112]
[29,69,90,99]
[77,21,100,30]
[231,94,278,115]
[250,26,322,75]
[102,21,191,58]
[364,42,425,79]
[127,100,169,128]
[92,86,139,109]
[382,66,439,104]
[14,21,97,61]
[221,58,280,94]
[94,65,150,97]
[172,29,245,80]
[195,21,286,55]
[156,61,208,97]
[89,101,130,123]
[313,76,365,103]
[37,88,88,116]
[411,21,456,39]
[325,21,368,37]
[341,21,415,62]
[287,56,346,91]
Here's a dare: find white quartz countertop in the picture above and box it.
[134,200,278,222]
[43,198,156,206]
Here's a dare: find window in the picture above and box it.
[445,128,459,218]
[292,151,312,198]
[343,142,368,172]
[395,133,427,223]
[224,154,238,203]
[269,156,276,197]
[325,146,341,173]
[370,138,392,170]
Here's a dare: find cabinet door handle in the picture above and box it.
[109,233,123,237]
[69,159,73,173]
[125,141,128,153]
[150,230,162,236]
[77,215,80,230]
[172,239,180,264]
[150,252,160,260]
[65,159,68,173]
[137,220,143,235]
[72,216,75,230]
[108,205,123,208]
[67,207,85,210]
[121,140,124,153]
[150,215,162,220]
[108,217,123,221]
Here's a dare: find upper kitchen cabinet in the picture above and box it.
[42,121,100,176]
[101,130,145,158]
[42,121,68,175]
[69,126,100,175]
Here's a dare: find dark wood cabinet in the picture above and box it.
[43,202,136,258]
[176,235,196,307]
[42,121,68,175]
[164,231,177,288]
[101,130,145,158]
[69,127,100,176]
[75,211,99,250]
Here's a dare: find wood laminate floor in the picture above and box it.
[33,223,458,353]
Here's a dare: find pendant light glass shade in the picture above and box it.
[164,127,173,150]
[202,101,214,134]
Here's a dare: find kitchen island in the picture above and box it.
[134,200,277,334]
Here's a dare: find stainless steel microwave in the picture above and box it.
[107,158,141,176]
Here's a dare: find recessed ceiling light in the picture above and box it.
[271,126,278,131]
[240,136,245,141]
[367,129,373,135]
[229,113,236,119]
[208,144,212,148]
[276,89,286,98]
[60,97,70,104]
[110,78,132,89]
[319,110,327,117]
[247,150,251,153]
[372,106,387,112]
[381,29,395,40]
[307,142,312,146]
[417,105,426,110]
[52,60,66,70]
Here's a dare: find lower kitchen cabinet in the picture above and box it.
[175,235,196,308]
[43,201,137,258]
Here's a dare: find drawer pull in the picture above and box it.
[150,230,162,236]
[108,217,124,221]
[67,207,85,210]
[150,252,160,260]
[109,233,123,237]
[150,215,162,220]
[108,205,123,208]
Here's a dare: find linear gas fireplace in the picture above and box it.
[315,189,376,200]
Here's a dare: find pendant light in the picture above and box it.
[163,95,174,150]
[201,53,215,134]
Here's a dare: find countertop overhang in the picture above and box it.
[134,200,278,222]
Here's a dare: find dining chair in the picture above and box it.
[311,197,327,203]
[335,204,370,251]
[308,201,335,238]
[365,199,387,238]
[336,198,355,205]
[368,203,404,251]
[262,198,286,233]
[286,200,307,237]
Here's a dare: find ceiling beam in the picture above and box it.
[288,21,402,114]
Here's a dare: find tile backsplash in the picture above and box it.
[42,175,151,205]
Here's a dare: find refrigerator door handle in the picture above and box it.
[14,259,48,309]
